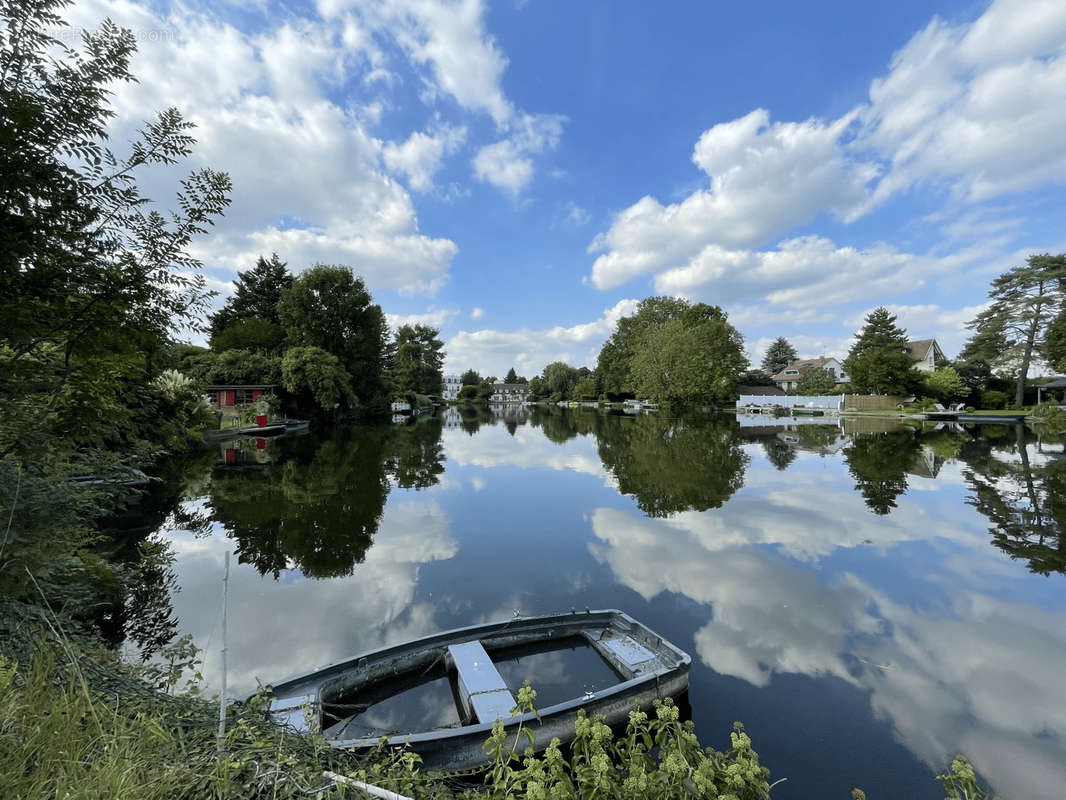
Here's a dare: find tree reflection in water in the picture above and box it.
[596,414,747,517]
[207,421,446,579]
[962,423,1066,576]
[843,430,921,515]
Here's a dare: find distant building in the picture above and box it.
[490,382,531,403]
[442,374,462,401]
[205,384,276,408]
[771,358,848,392]
[906,339,948,372]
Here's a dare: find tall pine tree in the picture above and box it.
[843,307,916,395]
[760,337,797,374]
[210,253,293,337]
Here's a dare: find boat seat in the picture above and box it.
[447,641,517,724]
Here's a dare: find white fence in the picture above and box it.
[737,394,844,411]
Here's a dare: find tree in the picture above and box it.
[210,317,284,353]
[843,307,917,395]
[542,361,579,398]
[922,366,970,403]
[629,305,747,405]
[460,369,481,385]
[278,265,387,405]
[504,367,518,384]
[459,384,479,401]
[281,346,354,410]
[572,375,598,401]
[209,253,292,337]
[0,1,231,460]
[794,367,838,395]
[965,254,1066,406]
[1044,308,1066,373]
[391,324,444,396]
[596,296,689,397]
[761,337,798,375]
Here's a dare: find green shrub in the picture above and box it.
[981,390,1008,409]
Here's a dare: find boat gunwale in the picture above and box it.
[260,609,690,748]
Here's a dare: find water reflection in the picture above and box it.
[129,408,1066,800]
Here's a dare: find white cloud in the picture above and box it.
[385,306,460,330]
[445,298,639,376]
[473,112,565,195]
[383,124,466,191]
[587,0,1066,299]
[70,0,458,295]
[562,202,591,227]
[470,307,485,320]
[587,110,878,290]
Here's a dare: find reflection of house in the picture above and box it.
[442,374,462,401]
[772,358,848,391]
[906,339,947,372]
[907,445,942,479]
[490,383,531,403]
[441,406,463,428]
[206,384,276,408]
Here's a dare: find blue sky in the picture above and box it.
[69,0,1066,375]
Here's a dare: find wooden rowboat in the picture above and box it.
[258,609,690,772]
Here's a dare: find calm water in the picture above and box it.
[136,407,1066,799]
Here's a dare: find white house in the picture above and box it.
[906,339,947,372]
[442,374,462,401]
[771,358,849,392]
[489,382,531,403]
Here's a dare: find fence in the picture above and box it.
[843,394,906,411]
[737,394,844,411]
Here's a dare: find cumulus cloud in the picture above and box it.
[470,307,485,320]
[383,124,467,191]
[445,298,639,376]
[68,0,459,295]
[587,0,1066,305]
[473,112,566,195]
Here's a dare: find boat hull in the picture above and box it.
[260,610,690,772]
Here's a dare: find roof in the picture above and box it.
[1038,377,1066,389]
[206,384,277,390]
[492,383,530,391]
[771,357,836,382]
[905,339,942,361]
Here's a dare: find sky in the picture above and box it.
[66,0,1066,377]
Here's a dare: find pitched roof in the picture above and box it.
[771,357,835,382]
[906,339,935,361]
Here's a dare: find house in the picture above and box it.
[906,339,948,372]
[205,384,276,408]
[771,358,848,392]
[490,382,531,403]
[442,374,462,401]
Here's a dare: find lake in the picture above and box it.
[129,406,1066,800]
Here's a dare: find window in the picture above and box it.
[784,369,799,375]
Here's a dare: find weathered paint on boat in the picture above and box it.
[258,609,690,772]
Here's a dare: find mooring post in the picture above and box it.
[217,550,230,753]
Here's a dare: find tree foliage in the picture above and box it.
[0,1,231,461]
[596,296,690,397]
[922,366,970,402]
[843,308,917,395]
[209,317,284,353]
[208,253,292,338]
[794,366,838,395]
[277,265,387,405]
[390,324,444,396]
[963,254,1066,405]
[460,369,481,385]
[281,346,354,410]
[628,305,747,405]
[761,337,797,375]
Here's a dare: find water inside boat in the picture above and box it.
[322,635,621,739]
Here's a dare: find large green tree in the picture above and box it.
[278,265,387,406]
[761,337,798,375]
[0,2,231,460]
[843,307,917,395]
[628,304,747,405]
[391,324,444,396]
[209,253,292,340]
[596,296,689,397]
[963,254,1066,406]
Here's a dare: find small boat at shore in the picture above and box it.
[259,609,690,772]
